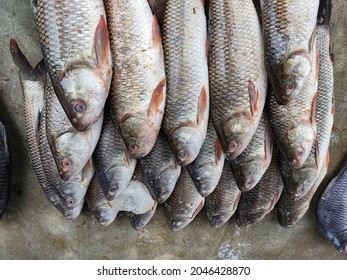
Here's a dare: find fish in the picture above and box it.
[209,0,267,160]
[164,167,205,231]
[231,113,273,192]
[45,79,103,181]
[127,203,158,230]
[236,147,284,227]
[260,0,319,104]
[186,117,224,197]
[277,1,334,199]
[31,0,112,131]
[317,157,347,254]
[148,0,168,27]
[105,0,166,158]
[93,105,136,200]
[277,152,329,228]
[10,39,76,219]
[267,34,318,170]
[85,174,118,226]
[161,0,209,166]
[205,160,241,228]
[0,122,10,218]
[139,130,181,203]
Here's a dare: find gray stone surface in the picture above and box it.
[0,0,346,259]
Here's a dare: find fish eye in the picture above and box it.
[287,83,294,92]
[74,102,86,113]
[61,160,72,171]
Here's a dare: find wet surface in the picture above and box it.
[0,0,346,259]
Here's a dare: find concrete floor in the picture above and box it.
[0,0,346,260]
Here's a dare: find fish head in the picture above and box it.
[95,208,118,226]
[270,53,311,105]
[168,217,192,231]
[222,114,254,160]
[53,132,92,180]
[120,115,158,158]
[56,64,108,131]
[169,127,204,166]
[98,165,135,200]
[191,165,221,197]
[152,166,180,203]
[207,212,232,228]
[237,209,267,228]
[233,160,266,192]
[284,167,318,200]
[283,124,315,169]
[56,181,87,210]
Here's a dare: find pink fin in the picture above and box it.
[310,92,318,129]
[192,200,204,219]
[325,150,330,169]
[232,192,241,212]
[214,137,224,164]
[248,80,259,117]
[152,15,162,47]
[197,85,208,126]
[94,16,112,76]
[148,79,166,118]
[269,190,280,212]
[264,118,273,162]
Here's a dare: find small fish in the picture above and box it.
[164,167,205,231]
[205,160,241,228]
[231,113,273,192]
[236,147,284,227]
[0,122,10,218]
[162,0,209,166]
[277,152,329,228]
[209,0,267,159]
[140,130,181,203]
[93,105,136,200]
[260,0,319,104]
[317,157,347,254]
[186,118,224,197]
[105,0,166,158]
[32,0,112,131]
[85,174,119,226]
[45,79,103,181]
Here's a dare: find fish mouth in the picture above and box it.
[169,217,192,231]
[190,165,220,197]
[233,160,266,192]
[170,126,204,166]
[95,208,118,226]
[56,182,86,210]
[152,167,180,203]
[208,213,230,228]
[236,210,267,228]
[331,229,347,253]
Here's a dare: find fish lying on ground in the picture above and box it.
[231,113,273,192]
[260,0,319,105]
[164,167,204,231]
[162,0,209,166]
[140,130,181,203]
[205,160,241,228]
[105,0,166,158]
[93,105,136,200]
[209,0,267,160]
[0,122,10,218]
[32,0,112,131]
[186,118,224,197]
[236,147,283,227]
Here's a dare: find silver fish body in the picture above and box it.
[205,160,241,228]
[32,0,112,131]
[140,130,181,203]
[186,118,225,197]
[209,0,267,159]
[261,0,319,104]
[231,113,273,192]
[93,106,136,200]
[0,122,10,217]
[164,167,205,231]
[236,147,284,227]
[105,0,166,158]
[162,0,209,166]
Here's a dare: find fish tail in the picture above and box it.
[317,0,332,26]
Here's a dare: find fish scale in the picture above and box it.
[105,0,166,159]
[34,0,105,78]
[161,0,209,166]
[209,0,267,160]
[0,122,9,217]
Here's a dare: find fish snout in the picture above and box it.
[153,167,180,203]
[169,217,190,231]
[96,209,118,226]
[191,165,220,197]
[233,160,266,192]
[57,182,86,210]
[170,127,204,166]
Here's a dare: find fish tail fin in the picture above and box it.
[317,0,332,26]
[10,39,46,85]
